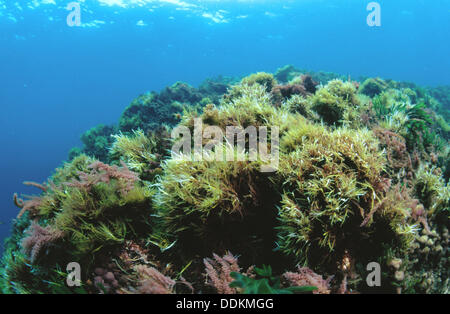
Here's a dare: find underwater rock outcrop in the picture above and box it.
[1,66,449,294]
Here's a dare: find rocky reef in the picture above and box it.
[1,66,448,294]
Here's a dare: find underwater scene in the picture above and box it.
[0,0,449,296]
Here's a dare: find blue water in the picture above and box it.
[0,0,449,251]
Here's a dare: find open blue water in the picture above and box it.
[0,0,449,252]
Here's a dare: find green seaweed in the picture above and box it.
[230,265,317,294]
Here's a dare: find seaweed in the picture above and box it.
[2,67,449,294]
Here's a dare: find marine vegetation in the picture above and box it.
[1,66,449,294]
[69,124,118,163]
[70,78,235,163]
